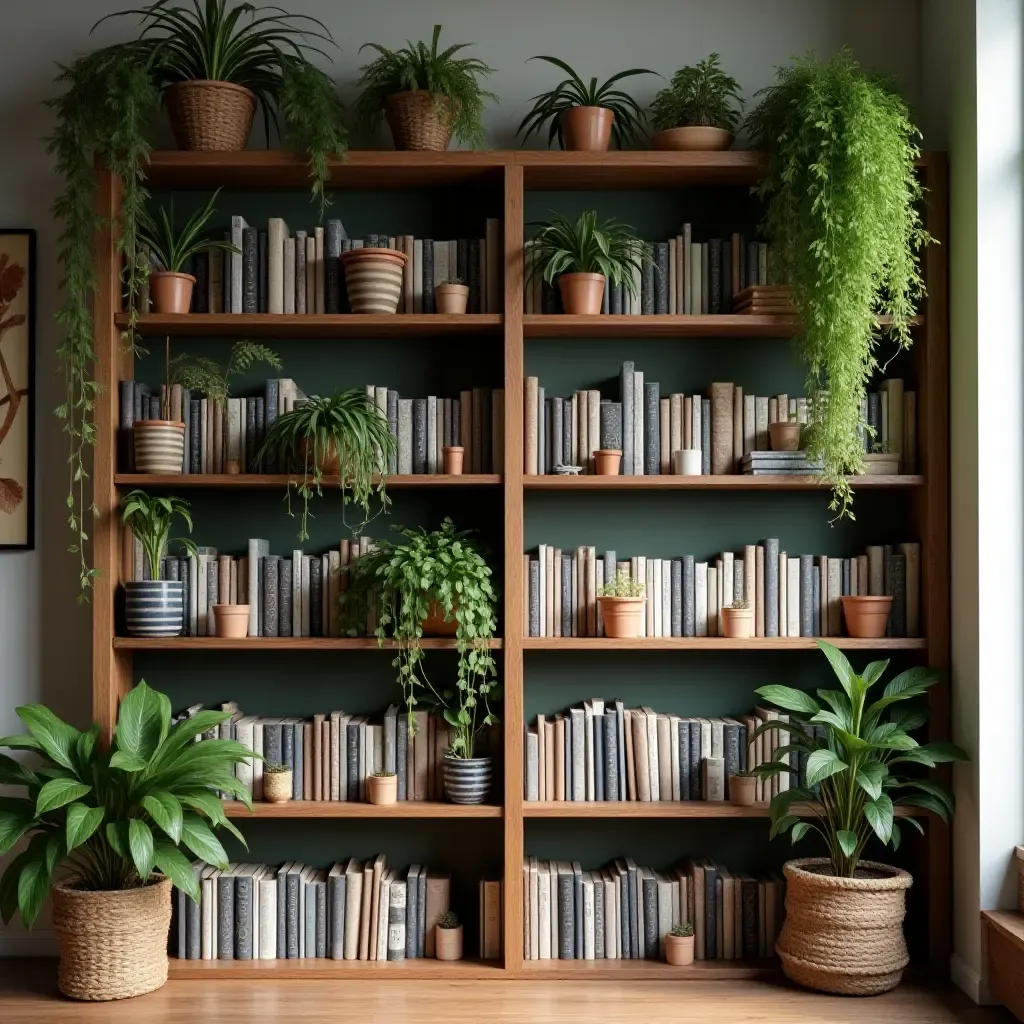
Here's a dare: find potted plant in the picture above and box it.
[862,441,900,476]
[769,412,802,452]
[721,598,753,639]
[729,769,758,806]
[746,49,928,518]
[259,390,396,542]
[0,682,252,1000]
[664,921,695,965]
[594,449,622,475]
[841,595,894,639]
[367,770,398,806]
[434,910,463,960]
[752,641,966,994]
[529,211,651,315]
[353,24,496,151]
[435,277,469,314]
[443,446,465,475]
[262,762,292,804]
[649,53,743,151]
[596,570,646,638]
[339,246,408,314]
[120,490,197,637]
[518,57,654,151]
[51,0,346,592]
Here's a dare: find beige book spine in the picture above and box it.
[523,553,530,633]
[577,390,589,471]
[544,721,555,802]
[867,545,884,595]
[312,714,324,800]
[632,712,651,801]
[553,547,562,637]
[670,393,683,457]
[537,714,546,803]
[778,552,788,638]
[707,566,719,638]
[525,378,538,476]
[709,382,734,475]
[545,544,554,638]
[902,542,921,636]
[423,872,451,957]
[659,398,670,473]
[828,560,842,635]
[322,719,330,803]
[755,546,765,637]
[656,714,671,801]
[623,709,637,800]
[588,389,600,472]
[554,717,566,800]
[733,385,744,467]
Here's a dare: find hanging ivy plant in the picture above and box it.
[746,49,929,518]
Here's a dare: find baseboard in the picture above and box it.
[0,931,57,956]
[951,951,994,1005]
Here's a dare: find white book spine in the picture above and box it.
[695,562,708,637]
[633,371,644,476]
[314,227,325,314]
[283,237,296,315]
[682,224,692,314]
[259,879,277,959]
[268,218,288,314]
[778,552,788,638]
[787,557,800,637]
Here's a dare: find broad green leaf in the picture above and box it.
[769,787,816,824]
[105,821,129,859]
[0,753,38,788]
[0,846,35,924]
[882,666,939,701]
[860,659,890,688]
[35,778,92,816]
[837,830,858,857]
[45,834,64,876]
[866,724,918,750]
[15,705,80,771]
[864,794,894,843]
[109,751,148,773]
[914,741,968,763]
[0,734,41,753]
[890,822,902,851]
[142,792,183,843]
[815,689,852,726]
[114,681,167,764]
[817,641,857,698]
[894,779,954,814]
[856,761,888,800]
[0,801,36,857]
[791,821,813,843]
[902,815,926,835]
[180,814,228,868]
[806,748,848,786]
[769,813,799,840]
[897,792,951,820]
[65,803,104,851]
[16,857,50,928]
[755,685,820,715]
[129,819,155,880]
[74,725,100,774]
[176,790,245,846]
[153,840,199,903]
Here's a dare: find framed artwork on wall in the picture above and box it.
[0,229,35,550]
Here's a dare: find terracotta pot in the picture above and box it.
[598,596,645,638]
[777,858,912,995]
[212,604,250,639]
[558,272,606,315]
[594,449,622,475]
[164,79,255,152]
[721,606,754,639]
[435,924,464,961]
[367,773,398,805]
[861,452,901,476]
[652,126,734,151]
[263,770,292,803]
[729,774,757,806]
[841,595,894,639]
[664,933,695,966]
[133,420,185,474]
[770,421,802,452]
[560,106,614,151]
[299,436,340,476]
[443,446,465,475]
[225,458,242,476]
[149,272,195,314]
[422,599,458,637]
[435,284,469,314]
[339,247,407,314]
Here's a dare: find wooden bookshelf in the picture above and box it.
[115,473,501,489]
[168,957,504,979]
[113,637,503,651]
[520,958,778,980]
[522,637,927,651]
[524,474,923,490]
[523,802,929,819]
[222,800,501,819]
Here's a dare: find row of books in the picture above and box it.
[173,857,502,961]
[138,219,503,315]
[523,233,772,316]
[522,858,783,962]
[524,541,921,638]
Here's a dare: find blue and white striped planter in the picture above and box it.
[125,580,184,638]
[443,754,493,805]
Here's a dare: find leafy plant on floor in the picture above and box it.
[168,341,281,406]
[597,570,646,599]
[139,190,239,275]
[649,52,743,132]
[0,681,251,923]
[120,490,198,581]
[745,49,929,518]
[751,640,966,877]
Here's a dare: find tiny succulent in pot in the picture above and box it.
[669,922,694,938]
[649,53,743,132]
[437,910,460,929]
[263,761,289,774]
[597,570,646,599]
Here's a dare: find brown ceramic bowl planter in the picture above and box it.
[435,283,469,313]
[841,595,893,639]
[721,606,754,639]
[435,923,464,961]
[594,449,622,475]
[558,272,606,314]
[729,774,757,806]
[443,446,464,475]
[664,932,695,966]
[652,126,734,151]
[769,421,802,452]
[212,604,250,639]
[263,769,292,804]
[597,596,645,638]
[560,106,615,151]
[149,271,196,314]
[367,773,398,805]
[134,420,185,475]
[164,80,256,152]
[340,247,407,314]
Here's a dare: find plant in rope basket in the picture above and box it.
[650,53,743,132]
[258,389,396,542]
[120,490,197,581]
[745,49,929,518]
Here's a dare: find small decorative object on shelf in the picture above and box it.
[212,603,250,638]
[649,53,742,151]
[120,490,197,637]
[518,57,654,151]
[753,641,966,994]
[443,445,465,475]
[841,595,894,638]
[862,451,900,476]
[263,762,293,803]
[672,449,702,476]
[134,419,186,476]
[593,449,622,475]
[367,770,398,805]
[443,752,493,805]
[434,911,463,961]
[553,463,583,475]
[721,599,753,639]
[339,247,408,314]
[769,416,802,452]
[596,570,646,638]
[664,921,695,965]
[729,771,757,806]
[434,277,469,314]
[0,682,251,1000]
[354,24,495,151]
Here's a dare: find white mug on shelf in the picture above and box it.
[672,449,702,476]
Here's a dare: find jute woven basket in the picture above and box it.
[52,877,173,1001]
[385,90,454,151]
[776,858,912,996]
[164,80,255,152]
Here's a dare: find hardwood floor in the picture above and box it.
[0,961,1014,1024]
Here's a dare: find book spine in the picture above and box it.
[654,242,669,314]
[682,556,695,638]
[644,381,660,475]
[764,539,779,637]
[235,874,253,959]
[422,240,435,313]
[325,220,343,313]
[242,227,258,314]
[799,554,814,638]
[218,875,235,959]
[413,399,427,474]
[710,384,733,474]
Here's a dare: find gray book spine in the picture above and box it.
[282,723,294,774]
[641,244,655,314]
[452,398,461,446]
[243,399,256,473]
[621,362,635,474]
[723,722,741,796]
[278,559,292,638]
[721,238,732,307]
[262,556,279,638]
[654,242,669,314]
[734,559,744,607]
[347,722,360,798]
[405,870,418,958]
[292,722,303,799]
[295,230,307,313]
[618,868,630,957]
[599,401,623,453]
[256,230,267,313]
[812,567,821,636]
[689,721,701,800]
[644,381,660,474]
[310,557,323,637]
[325,220,343,313]
[742,878,759,958]
[678,719,690,801]
[594,707,605,803]
[264,378,279,472]
[186,877,201,958]
[610,279,622,314]
[254,398,265,467]
[177,884,186,959]
[702,399,711,475]
[416,871,426,958]
[235,874,253,959]
[264,723,282,767]
[603,712,619,800]
[329,873,345,958]
[388,880,407,961]
[682,555,695,637]
[887,553,906,636]
[559,871,575,959]
[800,554,814,637]
[561,555,572,638]
[747,242,758,288]
[704,864,717,959]
[551,398,563,472]
[315,881,327,957]
[218,875,235,959]
[529,559,540,637]
[387,390,399,474]
[626,866,639,959]
[413,399,427,474]
[603,550,616,596]
[286,871,299,958]
[574,864,584,957]
[594,874,605,959]
[671,558,683,637]
[304,880,316,958]
[422,240,435,313]
[561,398,572,466]
[709,238,722,313]
[843,558,852,596]
[181,388,190,473]
[397,714,408,801]
[642,874,658,958]
[765,539,780,637]
[242,227,258,313]
[564,715,572,801]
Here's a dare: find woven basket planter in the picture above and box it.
[52,877,172,1001]
[384,90,454,151]
[134,420,185,474]
[443,754,492,804]
[340,247,407,313]
[164,80,255,152]
[776,858,912,995]
[125,580,185,638]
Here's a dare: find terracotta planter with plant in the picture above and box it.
[435,279,469,313]
[769,419,802,452]
[368,771,398,805]
[435,912,463,960]
[213,604,250,638]
[841,595,893,639]
[664,922,695,965]
[558,273,606,315]
[263,763,292,803]
[340,247,408,314]
[729,773,757,806]
[752,641,966,994]
[443,446,464,475]
[650,53,742,151]
[0,682,251,999]
[597,570,646,638]
[721,600,753,639]
[594,449,622,475]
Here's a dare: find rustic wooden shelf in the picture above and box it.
[114,637,502,651]
[524,802,928,819]
[115,473,501,489]
[223,800,501,819]
[524,474,923,490]
[522,636,926,651]
[168,957,504,979]
[519,958,779,980]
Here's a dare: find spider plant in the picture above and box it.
[650,53,743,132]
[120,490,198,581]
[258,390,397,541]
[518,57,655,149]
[140,190,238,275]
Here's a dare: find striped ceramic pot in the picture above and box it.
[340,247,408,314]
[125,580,184,638]
[443,754,492,805]
[134,420,185,474]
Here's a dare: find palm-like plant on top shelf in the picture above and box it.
[649,52,743,151]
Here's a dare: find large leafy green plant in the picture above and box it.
[0,682,251,925]
[753,641,966,878]
[121,490,198,581]
[650,53,743,132]
[746,49,928,518]
[340,519,499,755]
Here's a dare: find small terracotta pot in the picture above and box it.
[367,774,398,806]
[721,606,754,639]
[730,774,757,806]
[841,596,894,639]
[263,770,292,804]
[561,106,614,151]
[422,599,458,637]
[652,126,734,152]
[149,272,195,314]
[225,458,242,476]
[435,924,464,961]
[443,446,465,475]
[435,284,469,314]
[598,596,645,638]
[558,272,606,315]
[664,933,695,966]
[299,436,340,476]
[212,604,250,639]
[770,421,802,452]
[134,420,185,474]
[594,449,622,475]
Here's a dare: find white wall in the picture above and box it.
[0,0,924,953]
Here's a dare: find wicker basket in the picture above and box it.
[776,858,912,995]
[52,877,173,1001]
[385,90,454,151]
[164,80,255,152]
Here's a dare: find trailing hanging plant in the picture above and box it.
[649,53,743,132]
[746,49,929,517]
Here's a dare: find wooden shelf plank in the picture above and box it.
[519,958,779,980]
[117,313,502,338]
[223,800,500,819]
[114,637,503,651]
[115,473,500,489]
[524,802,927,819]
[523,637,926,651]
[983,910,1024,954]
[525,474,923,491]
[168,957,504,979]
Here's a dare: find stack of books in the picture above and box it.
[733,284,796,316]
[522,857,784,961]
[524,541,921,638]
